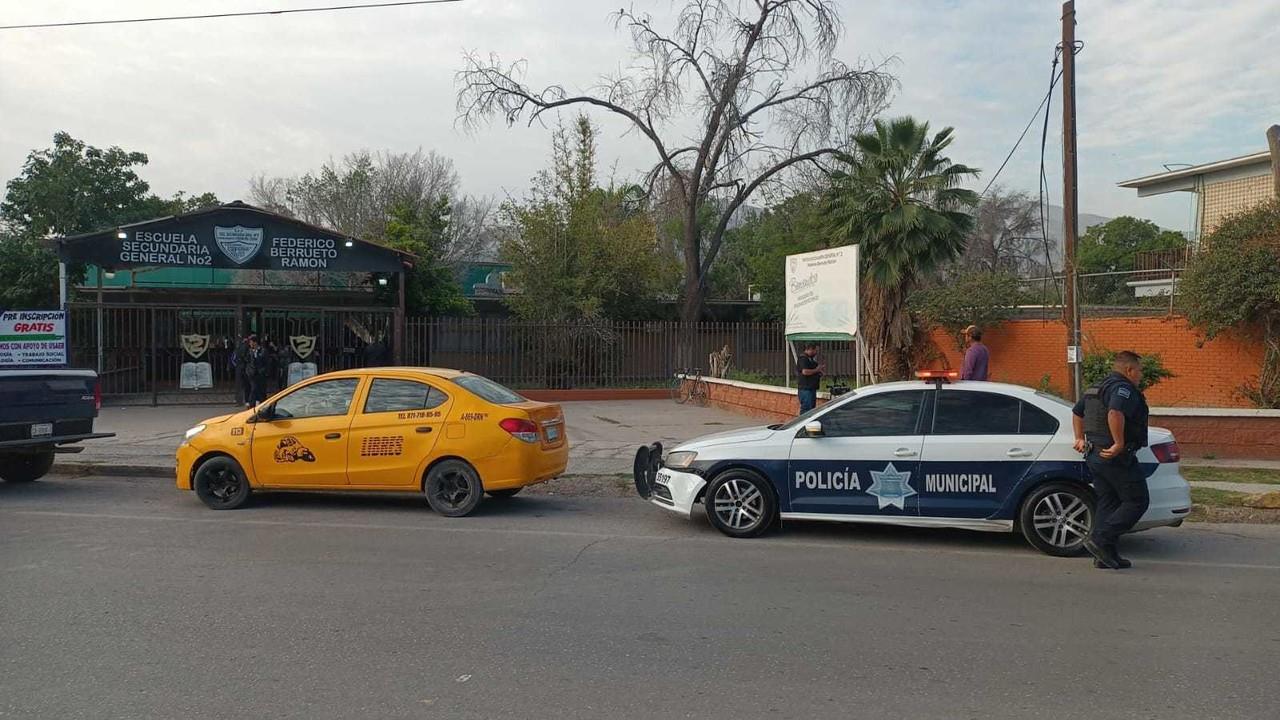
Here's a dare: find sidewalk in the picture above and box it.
[63,400,757,478]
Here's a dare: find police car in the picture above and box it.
[633,372,1191,556]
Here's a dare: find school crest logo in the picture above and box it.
[214,225,264,265]
[867,463,917,510]
[180,333,210,359]
[289,335,317,360]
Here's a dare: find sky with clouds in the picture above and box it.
[2,0,1277,232]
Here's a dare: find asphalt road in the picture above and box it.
[2,475,1278,720]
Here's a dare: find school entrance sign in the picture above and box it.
[784,245,859,341]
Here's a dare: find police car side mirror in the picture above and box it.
[803,421,824,437]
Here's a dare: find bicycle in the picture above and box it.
[672,368,710,406]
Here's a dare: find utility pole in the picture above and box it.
[1061,0,1083,400]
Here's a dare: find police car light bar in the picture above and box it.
[914,370,959,382]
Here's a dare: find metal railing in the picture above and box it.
[404,318,878,389]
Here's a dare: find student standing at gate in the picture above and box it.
[246,335,269,406]
[233,335,253,407]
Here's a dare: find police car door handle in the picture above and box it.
[893,447,917,458]
[1006,448,1034,458]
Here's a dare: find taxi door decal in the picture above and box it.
[273,436,316,463]
[360,435,405,457]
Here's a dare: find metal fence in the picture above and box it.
[405,318,878,389]
[69,304,394,404]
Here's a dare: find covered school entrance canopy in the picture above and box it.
[54,201,414,404]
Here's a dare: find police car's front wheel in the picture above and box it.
[704,470,776,539]
[1019,482,1094,557]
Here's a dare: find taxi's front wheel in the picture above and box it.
[193,456,251,510]
[704,470,776,538]
[424,460,484,517]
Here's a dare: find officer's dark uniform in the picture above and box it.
[1072,372,1150,556]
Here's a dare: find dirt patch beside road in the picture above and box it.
[524,474,635,498]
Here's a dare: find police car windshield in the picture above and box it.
[774,392,854,431]
[452,374,526,405]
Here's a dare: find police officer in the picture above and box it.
[1071,351,1149,570]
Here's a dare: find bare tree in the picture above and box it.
[960,188,1044,276]
[457,0,895,322]
[248,149,492,272]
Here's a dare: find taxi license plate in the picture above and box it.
[31,422,53,438]
[545,425,560,442]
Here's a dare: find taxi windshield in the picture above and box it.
[452,374,526,405]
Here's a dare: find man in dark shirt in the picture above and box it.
[795,343,824,413]
[1071,350,1150,570]
[960,325,989,381]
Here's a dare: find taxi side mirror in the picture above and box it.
[803,421,824,437]
[250,405,275,423]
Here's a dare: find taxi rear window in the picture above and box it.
[452,375,525,405]
[364,379,448,414]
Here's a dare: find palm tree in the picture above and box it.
[825,116,979,379]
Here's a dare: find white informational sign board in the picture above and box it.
[0,310,67,367]
[784,245,859,340]
[287,362,318,387]
[180,362,214,389]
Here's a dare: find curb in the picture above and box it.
[57,462,174,479]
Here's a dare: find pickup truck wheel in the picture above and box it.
[194,456,251,510]
[0,451,55,482]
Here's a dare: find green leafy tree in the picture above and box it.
[380,200,473,316]
[711,192,829,321]
[1082,349,1174,391]
[0,132,219,309]
[1180,199,1280,407]
[1077,216,1186,304]
[501,115,675,322]
[824,116,979,379]
[910,271,1026,350]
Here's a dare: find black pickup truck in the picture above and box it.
[0,369,114,482]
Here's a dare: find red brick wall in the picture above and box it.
[926,316,1265,408]
[1151,414,1280,460]
[699,377,1280,460]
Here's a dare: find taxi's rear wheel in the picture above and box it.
[425,460,484,517]
[704,470,776,539]
[193,456,251,510]
[486,488,522,499]
[1019,482,1093,556]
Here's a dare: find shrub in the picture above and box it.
[1082,349,1173,391]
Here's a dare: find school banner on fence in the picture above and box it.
[0,310,68,367]
[784,245,859,341]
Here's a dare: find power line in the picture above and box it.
[980,70,1062,198]
[1038,48,1064,309]
[0,0,463,31]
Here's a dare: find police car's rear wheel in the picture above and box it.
[1019,482,1093,556]
[704,471,776,538]
[425,460,484,517]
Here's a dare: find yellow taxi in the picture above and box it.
[176,368,568,516]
